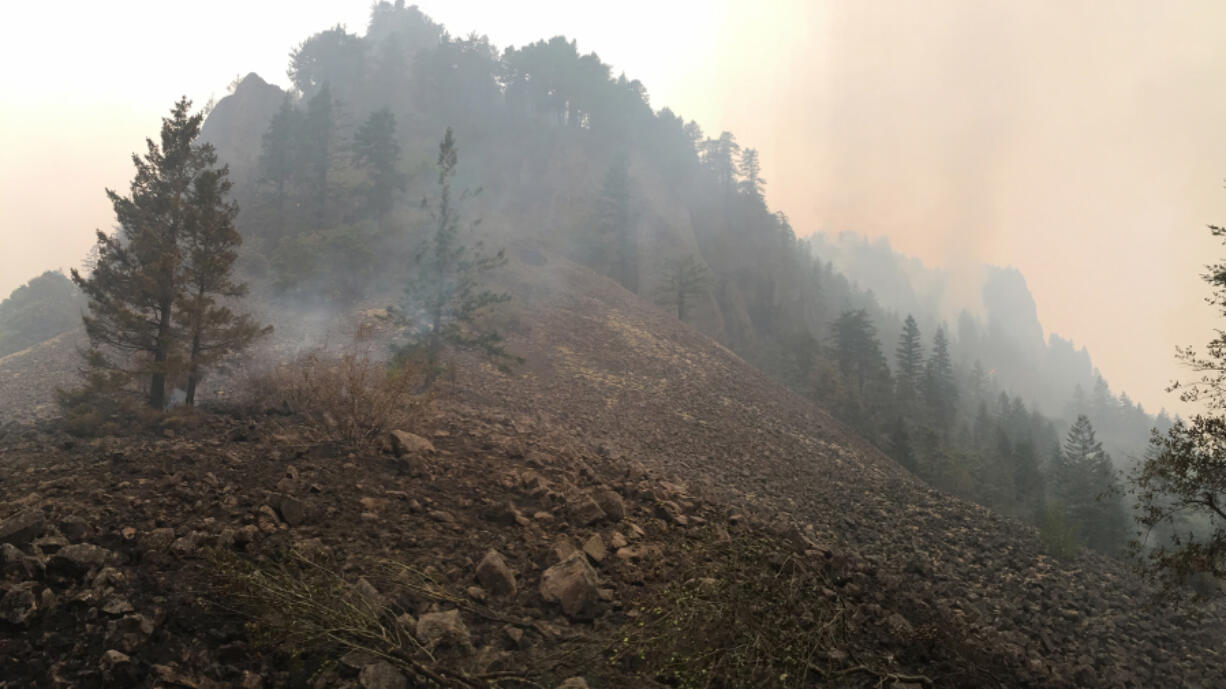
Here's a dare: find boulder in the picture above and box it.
[594,489,626,521]
[276,495,309,526]
[47,543,114,579]
[476,549,517,597]
[539,553,600,620]
[0,542,38,579]
[389,430,435,457]
[0,509,44,547]
[416,609,472,652]
[582,534,607,564]
[568,493,607,526]
[359,661,408,689]
[1,582,38,625]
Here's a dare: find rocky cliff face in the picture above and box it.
[199,73,285,189]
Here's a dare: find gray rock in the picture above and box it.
[389,430,435,457]
[568,493,607,526]
[47,543,114,579]
[1,582,38,624]
[476,549,517,597]
[58,516,93,542]
[0,509,44,547]
[359,661,408,689]
[583,534,607,564]
[540,553,600,619]
[416,609,472,652]
[594,489,626,521]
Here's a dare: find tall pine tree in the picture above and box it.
[71,98,267,409]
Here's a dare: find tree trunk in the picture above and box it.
[149,298,173,409]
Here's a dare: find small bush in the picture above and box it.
[241,343,427,448]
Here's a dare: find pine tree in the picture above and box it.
[177,146,271,406]
[595,157,638,292]
[923,326,958,432]
[895,314,924,407]
[831,309,891,403]
[300,85,338,229]
[738,147,765,205]
[352,107,406,218]
[658,255,710,322]
[258,97,299,241]
[1054,415,1126,554]
[393,128,515,381]
[71,98,267,409]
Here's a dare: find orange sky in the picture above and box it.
[3,1,1224,414]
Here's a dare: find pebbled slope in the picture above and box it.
[0,249,1223,688]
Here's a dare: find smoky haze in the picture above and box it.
[3,1,1226,414]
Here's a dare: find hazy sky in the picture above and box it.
[3,1,1224,414]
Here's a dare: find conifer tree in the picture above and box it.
[300,85,338,229]
[71,98,267,409]
[178,147,271,406]
[595,157,638,292]
[1054,415,1126,554]
[352,107,406,218]
[658,255,710,321]
[259,97,299,241]
[393,128,514,381]
[923,326,958,432]
[895,314,924,407]
[739,147,765,205]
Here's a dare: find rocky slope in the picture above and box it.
[1,249,1223,688]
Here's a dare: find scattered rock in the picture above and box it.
[277,495,309,526]
[47,543,113,580]
[1,583,38,625]
[582,533,607,564]
[567,493,607,526]
[476,549,517,597]
[553,537,579,563]
[144,527,176,551]
[0,509,44,547]
[101,597,135,616]
[359,661,408,689]
[99,649,132,681]
[609,531,628,549]
[555,678,590,689]
[389,430,435,457]
[416,609,472,652]
[540,552,600,620]
[594,489,626,521]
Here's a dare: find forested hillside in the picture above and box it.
[0,271,83,359]
[187,1,1144,555]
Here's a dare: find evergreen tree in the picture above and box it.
[1054,415,1126,554]
[352,107,406,218]
[699,131,740,196]
[594,157,638,292]
[258,97,299,241]
[831,309,891,404]
[923,326,958,432]
[177,146,271,406]
[393,128,515,380]
[71,98,266,409]
[738,147,765,205]
[658,255,710,321]
[300,85,338,229]
[895,314,924,407]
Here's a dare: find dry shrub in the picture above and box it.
[242,344,428,449]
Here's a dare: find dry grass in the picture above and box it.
[240,342,428,449]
